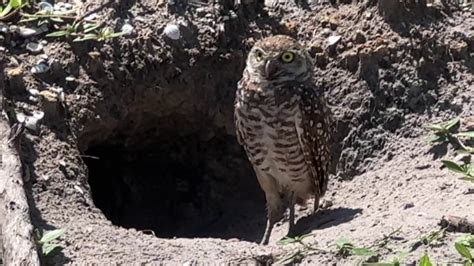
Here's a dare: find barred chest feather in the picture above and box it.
[235,83,314,192]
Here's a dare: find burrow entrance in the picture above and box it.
[83,121,266,241]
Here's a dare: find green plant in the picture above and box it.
[427,117,474,153]
[455,236,474,266]
[274,234,327,264]
[409,229,446,252]
[456,235,474,248]
[442,160,474,182]
[427,117,460,143]
[362,251,408,266]
[419,253,433,266]
[36,228,65,256]
[0,0,28,19]
[73,26,127,42]
[335,238,377,258]
[46,22,80,38]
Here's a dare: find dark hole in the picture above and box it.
[84,134,266,241]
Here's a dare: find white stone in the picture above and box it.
[163,24,180,40]
[327,35,341,46]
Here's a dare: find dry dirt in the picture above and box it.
[1,0,473,265]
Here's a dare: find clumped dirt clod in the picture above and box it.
[0,0,473,264]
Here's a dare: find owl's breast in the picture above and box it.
[235,95,312,191]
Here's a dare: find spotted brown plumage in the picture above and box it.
[234,35,334,245]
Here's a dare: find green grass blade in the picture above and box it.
[456,132,474,139]
[444,117,461,131]
[40,229,64,243]
[442,160,467,174]
[0,3,12,17]
[419,254,433,266]
[455,242,473,260]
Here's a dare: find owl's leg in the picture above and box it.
[254,169,283,245]
[260,194,285,245]
[313,193,320,214]
[288,191,296,235]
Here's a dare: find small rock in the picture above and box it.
[314,53,327,68]
[0,23,8,33]
[329,18,338,30]
[28,96,39,103]
[327,35,342,47]
[22,111,44,131]
[31,63,49,74]
[27,88,40,96]
[74,185,84,195]
[26,42,44,54]
[321,199,333,209]
[354,30,366,44]
[0,46,5,52]
[321,28,331,37]
[38,1,54,12]
[308,42,323,56]
[65,76,76,82]
[39,24,49,33]
[464,188,474,195]
[134,16,146,22]
[121,23,133,35]
[17,27,39,38]
[63,3,73,9]
[403,202,414,209]
[40,40,48,45]
[84,13,98,22]
[342,51,359,72]
[163,24,180,40]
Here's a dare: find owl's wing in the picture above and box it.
[234,79,246,146]
[296,84,334,196]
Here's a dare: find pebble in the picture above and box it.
[31,63,49,74]
[403,202,414,209]
[63,3,73,9]
[84,13,98,22]
[327,35,342,47]
[17,27,39,38]
[26,42,44,54]
[17,111,44,131]
[65,76,76,82]
[121,23,133,35]
[354,30,366,44]
[134,16,145,22]
[27,88,40,96]
[163,24,180,40]
[38,1,54,12]
[0,23,8,33]
[321,28,331,36]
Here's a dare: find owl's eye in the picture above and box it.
[280,51,295,63]
[255,50,264,61]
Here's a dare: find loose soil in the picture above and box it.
[1,0,473,264]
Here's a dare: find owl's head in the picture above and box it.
[245,35,313,83]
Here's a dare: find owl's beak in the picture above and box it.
[264,60,277,78]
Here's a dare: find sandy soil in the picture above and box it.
[1,0,473,264]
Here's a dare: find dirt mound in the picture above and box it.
[1,0,473,264]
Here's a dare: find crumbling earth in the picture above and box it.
[0,0,473,265]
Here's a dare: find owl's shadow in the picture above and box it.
[291,207,363,236]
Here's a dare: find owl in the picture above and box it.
[234,35,334,245]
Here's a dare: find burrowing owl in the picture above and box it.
[234,35,334,245]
